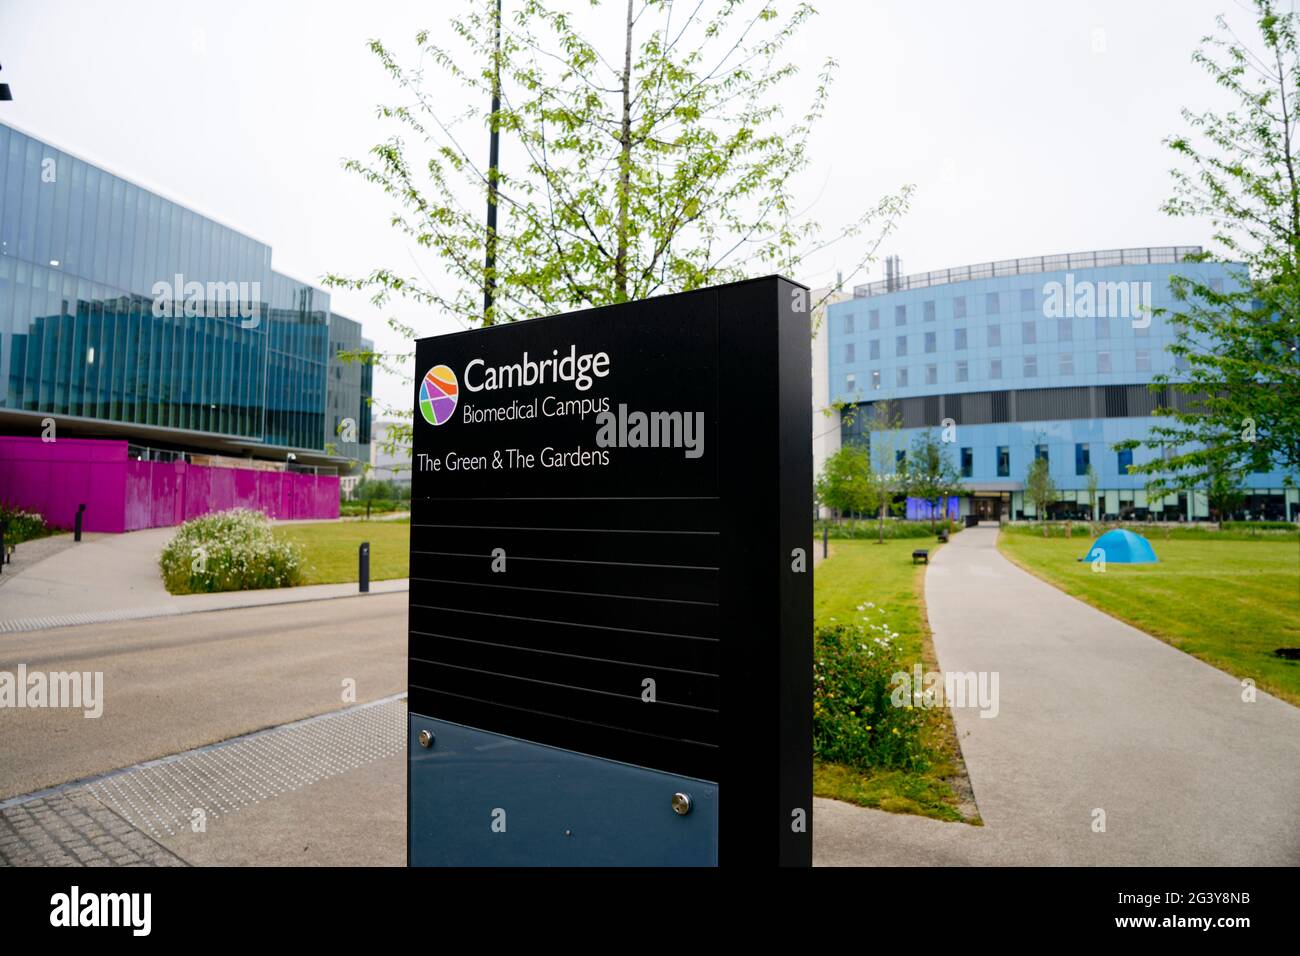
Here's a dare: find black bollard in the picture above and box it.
[74,503,86,542]
[366,499,371,521]
[359,541,370,593]
[822,524,828,560]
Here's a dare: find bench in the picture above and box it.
[912,549,929,564]
[937,530,949,543]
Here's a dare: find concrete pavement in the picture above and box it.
[816,525,1300,865]
[0,593,407,799]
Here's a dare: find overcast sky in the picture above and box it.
[0,0,1263,415]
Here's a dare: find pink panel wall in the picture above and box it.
[0,437,130,533]
[0,437,341,532]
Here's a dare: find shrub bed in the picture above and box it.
[813,618,928,771]
[159,508,304,594]
[0,502,54,545]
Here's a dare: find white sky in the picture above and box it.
[0,0,1262,416]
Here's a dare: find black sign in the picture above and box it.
[409,276,812,866]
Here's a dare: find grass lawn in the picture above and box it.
[813,537,980,824]
[273,519,410,585]
[999,529,1300,706]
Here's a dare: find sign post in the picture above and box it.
[408,276,812,866]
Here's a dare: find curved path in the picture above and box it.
[815,525,1300,866]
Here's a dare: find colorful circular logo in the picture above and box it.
[419,364,458,426]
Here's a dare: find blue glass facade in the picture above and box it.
[0,121,371,467]
[827,247,1296,520]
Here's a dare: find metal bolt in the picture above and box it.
[417,729,434,748]
[671,792,692,816]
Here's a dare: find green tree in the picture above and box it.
[815,443,871,527]
[1085,463,1100,523]
[1206,456,1247,521]
[860,400,907,544]
[1025,454,1057,536]
[906,430,962,532]
[1117,0,1300,494]
[327,0,911,451]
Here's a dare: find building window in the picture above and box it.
[846,373,856,392]
[955,359,969,382]
[1208,277,1223,293]
[870,338,880,360]
[1175,352,1191,372]
[1135,349,1150,372]
[989,358,1002,379]
[924,300,936,322]
[1035,444,1049,464]
[1095,315,1110,338]
[954,328,968,350]
[1075,442,1090,476]
[961,447,973,478]
[843,314,855,334]
[1060,352,1074,375]
[953,296,966,319]
[896,335,908,357]
[986,292,1000,315]
[997,446,1010,477]
[871,369,881,389]
[1022,320,1037,345]
[925,331,937,353]
[1024,354,1038,377]
[896,367,909,387]
[988,324,1002,347]
[1135,318,1150,337]
[1058,317,1072,342]
[925,363,938,385]
[869,309,880,329]
[844,343,855,363]
[1118,448,1133,475]
[1020,288,1036,312]
[895,304,907,326]
[1097,351,1112,373]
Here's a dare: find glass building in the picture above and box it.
[827,247,1297,521]
[0,121,371,469]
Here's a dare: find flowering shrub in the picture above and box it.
[0,502,52,545]
[813,611,928,771]
[159,509,304,594]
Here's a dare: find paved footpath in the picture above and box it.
[816,525,1300,866]
[0,524,406,633]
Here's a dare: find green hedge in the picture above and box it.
[1004,521,1299,541]
[1220,520,1297,532]
[159,509,304,594]
[813,620,928,771]
[340,499,411,517]
[815,518,959,540]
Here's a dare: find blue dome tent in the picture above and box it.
[1080,528,1159,564]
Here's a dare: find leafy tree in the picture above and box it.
[859,400,907,544]
[1085,464,1100,523]
[815,443,871,525]
[1025,454,1057,536]
[906,430,962,532]
[1117,0,1300,494]
[1206,456,1247,521]
[327,0,911,451]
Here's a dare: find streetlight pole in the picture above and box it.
[483,0,502,325]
